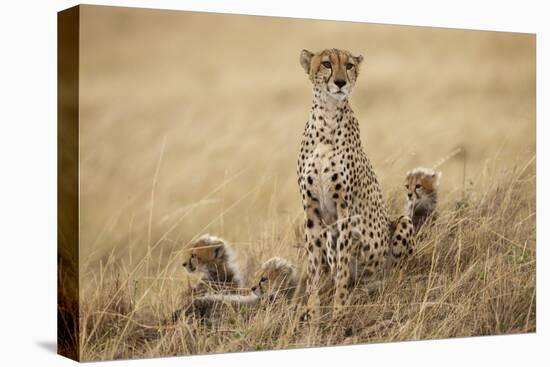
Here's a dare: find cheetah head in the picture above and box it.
[405,167,441,206]
[251,257,298,300]
[182,235,229,279]
[300,48,364,101]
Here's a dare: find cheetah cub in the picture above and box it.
[251,257,300,302]
[405,167,441,232]
[181,257,300,322]
[181,234,243,292]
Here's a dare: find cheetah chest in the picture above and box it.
[305,142,342,226]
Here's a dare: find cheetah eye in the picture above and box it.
[405,184,409,189]
[321,61,332,69]
[260,277,267,283]
[346,63,354,70]
[415,184,421,189]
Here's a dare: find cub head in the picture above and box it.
[182,235,229,277]
[405,167,441,203]
[300,48,364,101]
[251,257,298,300]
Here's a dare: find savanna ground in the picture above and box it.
[67,5,535,361]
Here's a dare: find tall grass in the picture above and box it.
[79,158,535,361]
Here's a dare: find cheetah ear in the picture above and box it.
[353,54,364,65]
[300,49,314,74]
[281,264,296,279]
[213,244,225,259]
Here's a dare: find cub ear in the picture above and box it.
[300,49,314,74]
[280,264,296,279]
[353,54,364,65]
[213,243,225,259]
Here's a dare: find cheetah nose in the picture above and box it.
[407,193,413,199]
[182,262,187,267]
[251,286,257,292]
[334,79,347,88]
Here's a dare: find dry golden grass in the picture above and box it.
[74,6,535,361]
[79,160,535,361]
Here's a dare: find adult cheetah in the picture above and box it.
[297,48,414,322]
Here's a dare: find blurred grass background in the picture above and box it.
[78,5,535,285]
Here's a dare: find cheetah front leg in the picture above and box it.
[301,208,329,323]
[331,195,355,323]
[333,219,353,323]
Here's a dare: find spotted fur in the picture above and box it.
[297,48,415,322]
